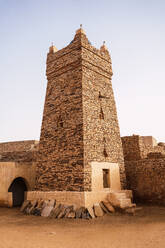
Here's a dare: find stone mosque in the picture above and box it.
[0,27,165,209]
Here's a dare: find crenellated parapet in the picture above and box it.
[46,26,113,81]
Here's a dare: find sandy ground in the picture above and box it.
[1,206,165,248]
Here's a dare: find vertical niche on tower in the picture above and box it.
[98,91,108,159]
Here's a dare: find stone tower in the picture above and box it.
[35,27,126,200]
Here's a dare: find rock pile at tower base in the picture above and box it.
[20,190,140,218]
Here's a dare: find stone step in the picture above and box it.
[118,198,132,209]
[110,190,133,200]
[108,191,133,209]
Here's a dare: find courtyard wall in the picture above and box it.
[0,140,38,153]
[122,135,165,205]
[125,158,165,205]
[0,140,38,207]
[0,162,36,207]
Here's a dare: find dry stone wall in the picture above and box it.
[0,140,38,153]
[36,31,84,192]
[122,135,165,204]
[122,135,165,161]
[139,139,165,159]
[82,49,125,189]
[35,28,126,192]
[121,136,141,161]
[0,140,39,163]
[0,150,37,163]
[125,158,165,205]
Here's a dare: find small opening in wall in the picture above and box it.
[99,107,104,120]
[103,169,110,188]
[58,115,63,128]
[103,147,108,157]
[59,121,63,128]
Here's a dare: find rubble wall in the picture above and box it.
[82,42,125,189]
[0,150,37,163]
[35,28,126,192]
[139,137,165,159]
[35,32,84,192]
[121,135,141,161]
[0,140,38,153]
[0,140,39,163]
[122,135,165,161]
[125,158,165,205]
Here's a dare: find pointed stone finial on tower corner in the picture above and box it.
[76,24,86,35]
[49,42,58,53]
[100,41,109,53]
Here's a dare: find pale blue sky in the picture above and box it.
[0,0,165,142]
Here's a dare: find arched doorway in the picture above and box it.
[8,177,28,207]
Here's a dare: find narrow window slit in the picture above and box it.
[58,115,63,128]
[103,147,108,157]
[99,107,104,120]
[103,169,110,188]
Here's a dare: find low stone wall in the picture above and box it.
[0,140,39,163]
[140,144,165,159]
[122,135,165,161]
[125,158,165,205]
[0,150,37,162]
[0,151,37,162]
[0,140,39,153]
[121,136,141,161]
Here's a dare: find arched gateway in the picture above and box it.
[8,177,28,207]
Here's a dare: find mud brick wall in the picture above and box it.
[0,140,38,153]
[125,158,165,205]
[35,28,126,191]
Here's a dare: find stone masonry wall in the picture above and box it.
[140,136,157,147]
[35,28,126,191]
[0,140,38,153]
[121,135,141,161]
[0,150,37,163]
[0,140,39,163]
[125,158,165,205]
[122,135,165,161]
[139,137,165,159]
[82,42,125,189]
[122,135,165,204]
[36,30,84,191]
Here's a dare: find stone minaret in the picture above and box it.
[35,27,126,193]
